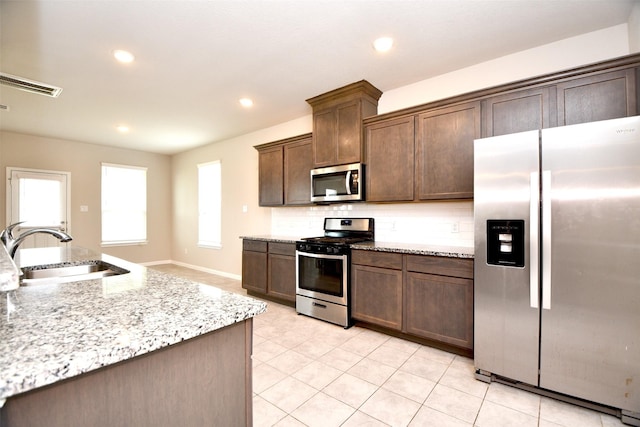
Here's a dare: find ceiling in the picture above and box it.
[0,0,637,155]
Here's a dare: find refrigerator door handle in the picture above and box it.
[530,172,539,309]
[542,170,552,310]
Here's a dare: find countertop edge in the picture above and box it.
[240,236,474,259]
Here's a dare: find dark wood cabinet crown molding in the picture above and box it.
[306,80,383,110]
[364,53,640,125]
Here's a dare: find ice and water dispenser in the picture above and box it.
[486,220,525,267]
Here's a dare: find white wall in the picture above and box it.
[630,2,640,53]
[172,24,633,276]
[0,131,173,263]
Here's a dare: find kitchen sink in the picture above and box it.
[21,261,129,285]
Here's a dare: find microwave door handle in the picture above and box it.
[345,171,352,195]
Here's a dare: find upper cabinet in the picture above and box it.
[257,145,284,206]
[482,86,555,137]
[256,133,313,207]
[556,68,637,126]
[416,101,480,200]
[256,54,640,206]
[307,80,382,168]
[364,115,415,202]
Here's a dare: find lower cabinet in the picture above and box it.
[241,240,267,293]
[405,272,473,349]
[351,251,403,330]
[242,239,296,303]
[267,242,296,302]
[351,249,474,352]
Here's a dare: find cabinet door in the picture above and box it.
[405,272,473,350]
[557,68,637,126]
[482,87,555,137]
[313,101,362,167]
[268,253,296,302]
[258,146,283,206]
[351,264,403,331]
[242,250,267,293]
[284,138,313,205]
[365,116,415,202]
[313,108,337,167]
[416,101,480,200]
[336,101,362,165]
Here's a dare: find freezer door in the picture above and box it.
[474,130,541,386]
[540,116,640,411]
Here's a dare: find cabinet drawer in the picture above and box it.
[269,242,296,256]
[243,240,267,252]
[406,255,473,279]
[351,250,403,270]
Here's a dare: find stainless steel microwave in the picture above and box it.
[310,163,364,203]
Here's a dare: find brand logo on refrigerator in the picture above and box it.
[615,128,636,134]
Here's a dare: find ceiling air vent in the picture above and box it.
[0,72,63,98]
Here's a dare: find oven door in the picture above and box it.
[296,250,348,306]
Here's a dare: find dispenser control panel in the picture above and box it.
[486,220,525,267]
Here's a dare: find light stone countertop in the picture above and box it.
[0,246,267,401]
[240,236,474,259]
[350,241,474,259]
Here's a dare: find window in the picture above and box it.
[101,163,147,245]
[198,161,221,248]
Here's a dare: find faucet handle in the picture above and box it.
[1,222,26,242]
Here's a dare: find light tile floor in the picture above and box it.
[151,264,627,427]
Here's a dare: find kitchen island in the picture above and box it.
[0,246,266,427]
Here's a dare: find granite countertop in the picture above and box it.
[0,246,267,401]
[239,235,300,244]
[350,241,474,259]
[241,235,474,259]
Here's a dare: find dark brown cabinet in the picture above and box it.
[482,87,555,137]
[557,68,637,126]
[312,101,363,167]
[256,133,312,206]
[307,80,382,168]
[241,240,267,293]
[351,249,474,352]
[242,239,296,303]
[416,101,480,200]
[267,242,296,302]
[283,137,313,205]
[351,251,403,330]
[364,115,415,202]
[404,255,473,350]
[258,146,284,206]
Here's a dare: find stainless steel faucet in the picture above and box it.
[0,222,73,258]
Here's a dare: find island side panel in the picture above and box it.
[2,319,253,427]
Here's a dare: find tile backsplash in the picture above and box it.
[271,201,474,247]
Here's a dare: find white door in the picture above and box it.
[6,167,70,249]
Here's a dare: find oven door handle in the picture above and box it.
[296,250,347,261]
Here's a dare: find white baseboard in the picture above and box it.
[140,259,241,281]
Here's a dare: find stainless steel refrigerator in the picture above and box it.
[474,116,640,425]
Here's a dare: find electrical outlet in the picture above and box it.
[451,222,460,233]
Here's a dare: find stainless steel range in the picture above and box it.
[296,218,374,328]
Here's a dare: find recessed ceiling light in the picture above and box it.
[113,50,135,63]
[239,98,253,108]
[373,37,394,53]
[116,125,130,133]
